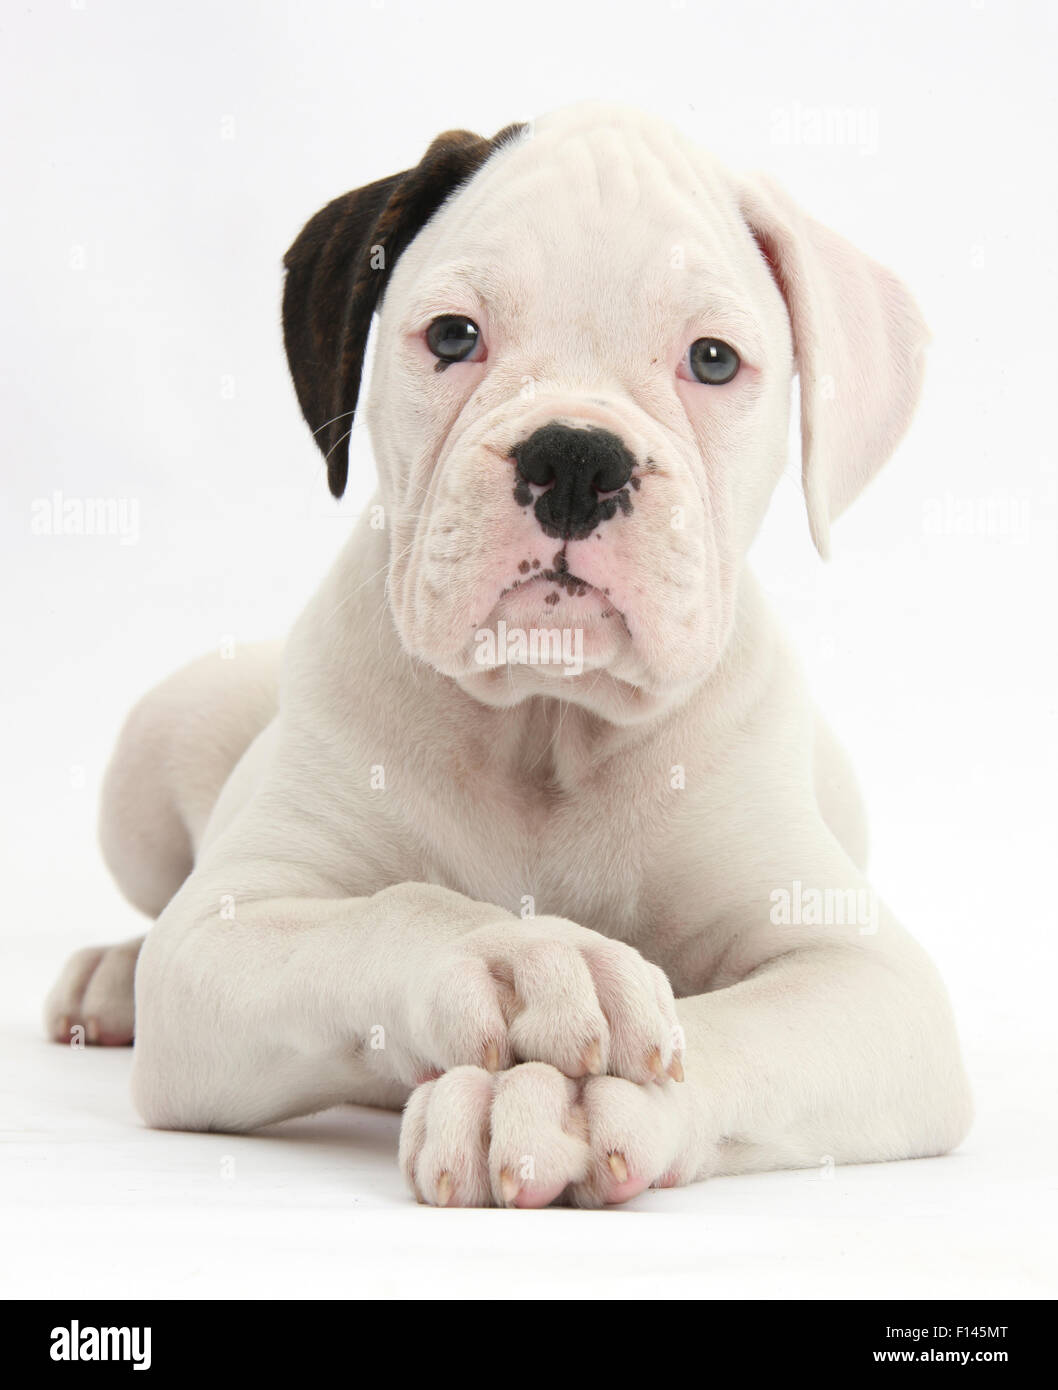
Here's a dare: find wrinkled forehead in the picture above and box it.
[387,112,781,347]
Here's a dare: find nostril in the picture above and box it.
[591,437,635,493]
[593,461,633,494]
[515,455,556,489]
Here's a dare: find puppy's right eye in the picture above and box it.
[425,316,484,364]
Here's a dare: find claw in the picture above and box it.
[483,1040,501,1072]
[435,1171,453,1207]
[581,1040,603,1075]
[607,1151,629,1184]
[667,1056,685,1083]
[646,1046,665,1081]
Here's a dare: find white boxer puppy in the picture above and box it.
[46,104,971,1207]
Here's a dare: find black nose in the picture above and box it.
[511,423,636,540]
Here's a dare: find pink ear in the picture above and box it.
[738,175,929,557]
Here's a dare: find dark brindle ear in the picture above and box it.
[283,124,525,497]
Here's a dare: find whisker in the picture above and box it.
[324,536,418,627]
[312,409,357,439]
[324,426,355,463]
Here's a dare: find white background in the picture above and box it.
[1,0,1055,1299]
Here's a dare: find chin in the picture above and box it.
[401,579,728,724]
[455,662,671,724]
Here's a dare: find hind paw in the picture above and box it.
[44,936,143,1046]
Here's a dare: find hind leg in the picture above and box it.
[45,642,280,1045]
[100,642,282,915]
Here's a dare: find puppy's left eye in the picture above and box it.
[425,316,483,363]
[687,338,740,384]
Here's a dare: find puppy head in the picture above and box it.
[283,105,927,720]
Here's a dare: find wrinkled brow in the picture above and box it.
[400,262,768,361]
[398,262,510,330]
[680,293,766,356]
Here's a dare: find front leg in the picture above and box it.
[132,860,682,1133]
[674,927,973,1179]
[400,848,972,1206]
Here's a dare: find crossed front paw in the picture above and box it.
[399,1061,692,1208]
[406,916,684,1087]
